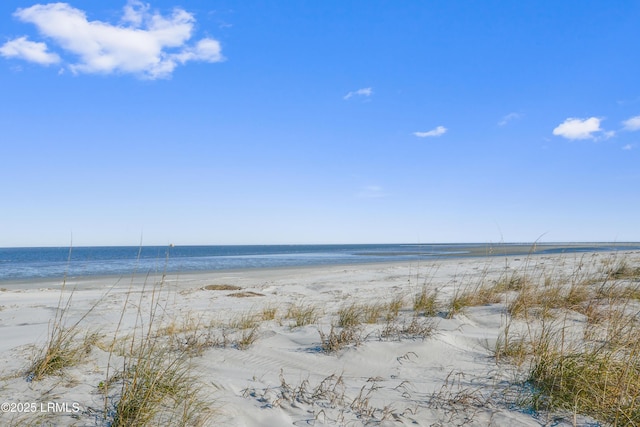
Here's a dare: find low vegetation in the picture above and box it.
[11,249,640,426]
[493,255,640,426]
[285,302,320,328]
[413,285,439,316]
[26,281,103,381]
[102,278,213,427]
[319,325,363,353]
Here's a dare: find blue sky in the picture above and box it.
[1,1,639,246]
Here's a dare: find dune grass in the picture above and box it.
[319,324,363,353]
[107,345,208,427]
[286,302,320,328]
[336,303,363,328]
[104,276,212,426]
[492,253,640,425]
[260,304,278,321]
[17,246,212,425]
[384,293,404,321]
[13,245,640,426]
[413,285,439,317]
[26,277,104,381]
[27,328,100,382]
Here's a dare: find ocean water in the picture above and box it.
[0,243,638,282]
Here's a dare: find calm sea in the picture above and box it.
[0,243,638,282]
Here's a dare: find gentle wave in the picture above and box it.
[1,243,638,282]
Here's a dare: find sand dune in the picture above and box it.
[2,251,639,426]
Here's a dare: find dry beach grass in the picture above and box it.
[0,249,639,426]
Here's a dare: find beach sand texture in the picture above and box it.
[1,250,640,426]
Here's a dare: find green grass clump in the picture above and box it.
[360,302,385,324]
[260,305,278,321]
[493,335,531,367]
[527,349,640,426]
[28,329,99,381]
[606,259,640,280]
[447,283,503,319]
[446,291,476,319]
[236,327,259,350]
[109,348,209,427]
[385,294,404,321]
[26,278,103,381]
[286,303,319,328]
[413,286,439,317]
[337,303,362,328]
[495,255,640,425]
[229,312,260,330]
[104,274,212,426]
[493,273,530,292]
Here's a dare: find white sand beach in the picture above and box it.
[2,250,640,426]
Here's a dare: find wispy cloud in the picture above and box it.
[622,115,640,131]
[344,87,372,100]
[0,1,223,79]
[622,144,634,150]
[413,126,447,138]
[357,185,387,199]
[552,117,611,140]
[0,36,60,65]
[498,112,521,126]
[617,96,640,106]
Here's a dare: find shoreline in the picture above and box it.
[1,249,639,425]
[3,242,639,289]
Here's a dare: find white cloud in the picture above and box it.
[0,36,60,65]
[3,1,223,79]
[622,144,634,150]
[552,117,603,140]
[344,87,372,100]
[413,126,447,138]
[122,0,149,27]
[498,112,521,126]
[622,115,640,131]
